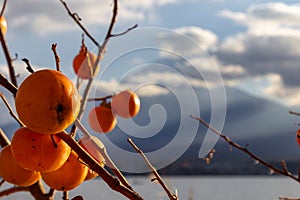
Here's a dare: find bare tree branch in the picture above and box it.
[128,138,178,200]
[0,128,10,147]
[75,119,133,191]
[0,27,17,91]
[191,115,300,183]
[110,24,138,37]
[0,93,24,127]
[59,0,100,47]
[87,94,113,102]
[0,186,29,198]
[57,131,143,200]
[0,0,7,16]
[0,74,18,95]
[289,110,300,116]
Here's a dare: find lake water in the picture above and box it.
[1,176,300,199]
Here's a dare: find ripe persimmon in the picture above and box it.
[15,69,81,134]
[73,45,97,79]
[84,168,98,181]
[11,127,71,172]
[111,90,141,118]
[0,145,41,187]
[78,136,105,166]
[79,136,105,181]
[41,151,88,191]
[88,104,117,133]
[0,16,7,35]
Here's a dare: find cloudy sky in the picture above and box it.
[1,0,300,126]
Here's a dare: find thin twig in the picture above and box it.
[0,0,7,16]
[191,115,300,183]
[128,138,178,200]
[0,186,29,198]
[51,43,61,72]
[0,179,5,187]
[0,74,18,95]
[0,93,24,126]
[279,197,300,200]
[59,0,100,47]
[75,119,133,190]
[21,58,35,73]
[0,21,17,90]
[63,191,68,200]
[281,160,289,174]
[69,0,120,136]
[87,94,113,101]
[0,128,10,147]
[289,110,300,116]
[110,24,138,37]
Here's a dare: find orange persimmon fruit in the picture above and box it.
[15,69,81,134]
[0,16,7,35]
[41,151,88,191]
[11,127,71,172]
[79,136,105,181]
[111,90,141,118]
[0,145,41,187]
[73,45,97,79]
[88,105,117,133]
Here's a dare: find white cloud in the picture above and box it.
[6,0,178,35]
[158,26,218,59]
[219,2,300,36]
[232,73,300,107]
[215,2,300,107]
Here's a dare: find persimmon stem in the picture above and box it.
[22,58,35,73]
[51,43,61,72]
[128,138,178,200]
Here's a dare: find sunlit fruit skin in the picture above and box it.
[15,69,81,134]
[84,168,98,181]
[73,46,97,79]
[41,151,88,191]
[297,129,300,146]
[11,127,71,172]
[88,105,117,133]
[0,16,7,35]
[79,136,105,181]
[111,90,141,118]
[78,136,105,166]
[0,145,41,187]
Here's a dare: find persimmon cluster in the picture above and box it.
[72,43,141,134]
[0,28,141,193]
[0,68,91,191]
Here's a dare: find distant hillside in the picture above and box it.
[1,85,299,175]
